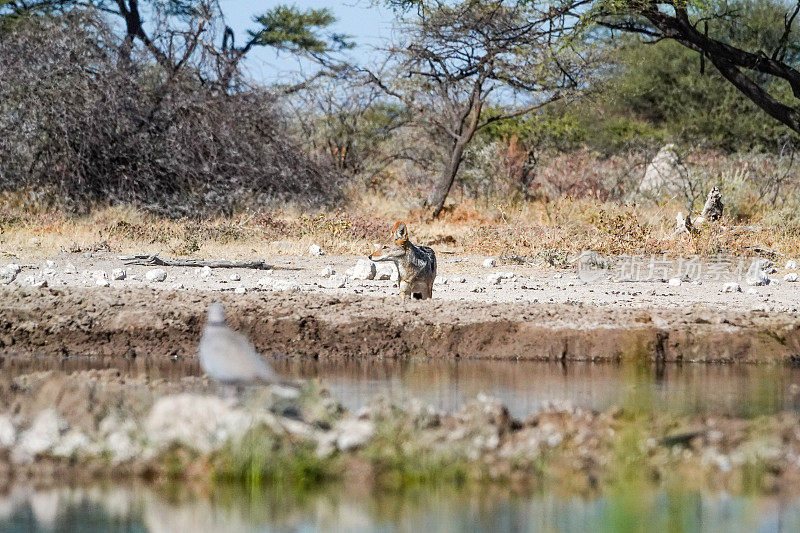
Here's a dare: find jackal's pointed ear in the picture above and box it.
[393,221,408,243]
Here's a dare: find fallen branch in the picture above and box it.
[119,254,273,270]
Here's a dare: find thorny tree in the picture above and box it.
[0,0,351,91]
[367,0,594,217]
[585,0,800,136]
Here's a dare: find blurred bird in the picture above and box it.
[199,302,276,385]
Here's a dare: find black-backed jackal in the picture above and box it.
[369,221,437,299]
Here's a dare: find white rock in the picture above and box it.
[29,237,41,246]
[52,430,91,458]
[63,263,77,274]
[5,263,21,274]
[234,286,246,294]
[42,269,56,277]
[172,282,185,290]
[452,276,467,283]
[257,277,273,287]
[145,269,167,282]
[352,259,377,280]
[95,278,110,287]
[746,259,771,286]
[319,266,335,278]
[335,419,375,451]
[784,273,798,282]
[229,273,241,282]
[92,270,108,280]
[375,263,396,281]
[487,273,503,285]
[640,144,686,194]
[482,258,497,268]
[786,260,799,271]
[145,394,255,454]
[321,275,346,289]
[553,273,563,279]
[667,278,682,287]
[111,269,126,280]
[308,244,325,256]
[434,277,448,285]
[44,260,57,268]
[0,415,16,447]
[345,268,354,277]
[200,266,213,278]
[270,279,300,292]
[722,282,742,293]
[24,276,47,288]
[105,431,139,463]
[12,409,65,464]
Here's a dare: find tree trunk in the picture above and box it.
[429,139,468,218]
[428,96,484,218]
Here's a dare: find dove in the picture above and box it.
[198,302,276,385]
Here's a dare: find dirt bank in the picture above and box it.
[1,284,799,363]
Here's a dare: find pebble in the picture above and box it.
[44,260,57,268]
[335,419,375,451]
[784,273,798,282]
[24,276,47,288]
[321,275,346,289]
[375,263,396,281]
[111,269,126,280]
[434,277,448,285]
[487,273,503,285]
[200,266,213,278]
[746,259,771,286]
[319,266,335,278]
[172,283,185,290]
[234,286,246,294]
[229,273,241,282]
[96,278,110,287]
[308,244,325,256]
[722,282,742,293]
[92,270,108,280]
[145,269,167,282]
[787,260,799,271]
[63,263,77,274]
[5,264,21,274]
[667,278,682,287]
[452,276,466,283]
[42,269,56,277]
[352,259,377,280]
[482,258,497,268]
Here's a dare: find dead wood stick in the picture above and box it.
[119,254,273,270]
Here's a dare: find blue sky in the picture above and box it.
[219,1,395,82]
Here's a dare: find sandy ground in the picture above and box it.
[1,251,800,363]
[3,251,799,312]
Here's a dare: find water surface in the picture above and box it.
[2,483,800,533]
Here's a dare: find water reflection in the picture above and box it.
[274,359,800,418]
[3,355,800,418]
[1,483,799,533]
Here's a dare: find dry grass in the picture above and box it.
[2,190,799,261]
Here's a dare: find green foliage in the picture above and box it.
[607,39,796,150]
[252,5,351,54]
[212,423,340,488]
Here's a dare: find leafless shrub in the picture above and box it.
[0,14,342,217]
